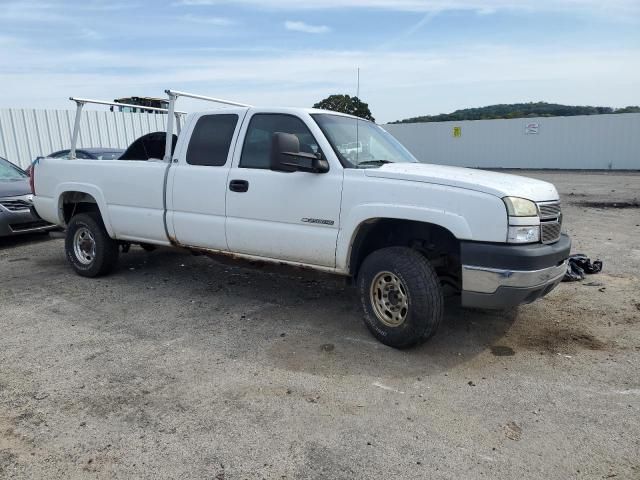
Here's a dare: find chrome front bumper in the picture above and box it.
[462,260,568,294]
[460,261,567,309]
[459,234,571,309]
[462,260,567,310]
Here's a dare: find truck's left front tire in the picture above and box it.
[357,247,443,349]
[65,213,119,277]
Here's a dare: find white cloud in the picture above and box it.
[179,14,236,26]
[0,2,68,23]
[79,28,102,41]
[171,0,640,17]
[477,7,496,15]
[284,21,331,34]
[0,35,20,46]
[75,2,140,11]
[173,0,219,4]
[0,1,138,25]
[1,43,639,123]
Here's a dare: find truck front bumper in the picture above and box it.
[460,233,571,309]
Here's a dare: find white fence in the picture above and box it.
[0,108,174,169]
[2,108,639,170]
[384,113,640,170]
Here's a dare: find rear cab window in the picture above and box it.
[186,114,239,166]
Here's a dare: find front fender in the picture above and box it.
[55,183,115,238]
[336,204,472,272]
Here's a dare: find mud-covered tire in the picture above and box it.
[357,247,443,349]
[65,213,119,277]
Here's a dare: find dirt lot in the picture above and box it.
[1,171,639,479]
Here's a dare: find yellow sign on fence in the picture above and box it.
[453,126,462,138]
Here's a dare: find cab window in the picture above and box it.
[240,114,320,169]
[186,114,238,166]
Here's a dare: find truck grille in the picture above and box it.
[0,199,31,211]
[541,221,562,243]
[537,201,562,244]
[538,203,561,219]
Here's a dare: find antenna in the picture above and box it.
[356,67,360,99]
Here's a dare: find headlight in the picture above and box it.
[503,197,538,217]
[507,225,540,243]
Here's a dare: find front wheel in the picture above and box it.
[357,247,443,349]
[65,213,119,277]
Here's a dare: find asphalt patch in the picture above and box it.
[517,327,607,353]
[572,200,639,209]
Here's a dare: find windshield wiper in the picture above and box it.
[355,160,392,168]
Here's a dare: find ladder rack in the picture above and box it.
[162,90,252,162]
[68,90,251,161]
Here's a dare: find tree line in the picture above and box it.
[312,96,639,124]
[390,102,640,124]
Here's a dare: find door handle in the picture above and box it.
[229,179,249,192]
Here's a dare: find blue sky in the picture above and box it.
[1,0,639,122]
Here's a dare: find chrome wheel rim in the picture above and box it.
[73,227,96,265]
[370,271,409,327]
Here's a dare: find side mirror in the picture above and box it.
[270,132,329,173]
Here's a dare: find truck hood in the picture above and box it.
[364,163,558,202]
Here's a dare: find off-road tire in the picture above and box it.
[357,247,443,349]
[65,213,119,277]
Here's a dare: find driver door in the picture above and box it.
[225,113,343,267]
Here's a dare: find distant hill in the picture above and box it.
[391,102,640,124]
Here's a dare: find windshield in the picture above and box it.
[312,114,418,168]
[0,157,27,180]
[50,150,124,160]
[94,151,123,160]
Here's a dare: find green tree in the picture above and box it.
[313,94,375,122]
[390,102,637,124]
[615,106,640,114]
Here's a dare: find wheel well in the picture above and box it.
[349,219,461,286]
[60,191,101,224]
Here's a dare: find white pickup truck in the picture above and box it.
[32,91,570,348]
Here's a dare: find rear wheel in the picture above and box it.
[357,247,443,349]
[65,213,119,277]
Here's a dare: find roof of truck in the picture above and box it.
[190,106,365,121]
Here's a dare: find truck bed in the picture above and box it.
[33,157,171,244]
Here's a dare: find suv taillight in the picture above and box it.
[29,164,35,195]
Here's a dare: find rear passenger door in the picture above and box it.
[167,110,247,250]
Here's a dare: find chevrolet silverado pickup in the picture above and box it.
[31,91,571,348]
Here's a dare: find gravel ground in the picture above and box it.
[1,171,638,479]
